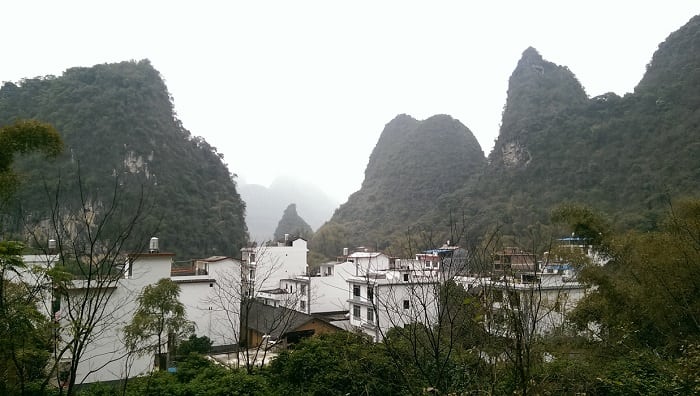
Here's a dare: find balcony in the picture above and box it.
[360,319,377,330]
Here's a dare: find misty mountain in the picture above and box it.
[311,15,700,258]
[312,114,486,257]
[239,176,338,242]
[274,203,313,241]
[0,60,247,259]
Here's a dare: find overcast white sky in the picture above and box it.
[3,1,698,203]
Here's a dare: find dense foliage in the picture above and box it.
[125,278,193,370]
[0,120,63,203]
[0,60,247,258]
[313,15,700,258]
[313,114,486,257]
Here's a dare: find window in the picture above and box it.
[353,304,361,319]
[367,307,374,322]
[249,269,255,280]
[367,286,374,302]
[353,285,361,297]
[403,300,410,309]
[300,284,306,294]
[249,253,255,262]
[403,273,409,282]
[327,266,333,276]
[300,300,306,310]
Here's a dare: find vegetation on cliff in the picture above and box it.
[0,60,247,258]
[313,15,700,258]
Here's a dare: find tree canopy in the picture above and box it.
[0,119,62,201]
[124,278,193,370]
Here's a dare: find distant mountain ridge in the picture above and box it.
[0,60,248,259]
[312,15,700,258]
[240,176,337,242]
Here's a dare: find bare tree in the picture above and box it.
[23,168,153,396]
[208,241,303,374]
[345,219,491,395]
[477,226,593,395]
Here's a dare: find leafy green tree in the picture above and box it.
[124,278,193,371]
[117,354,269,396]
[0,119,61,395]
[0,241,53,396]
[178,334,213,356]
[268,331,404,395]
[551,203,612,247]
[570,198,700,353]
[0,119,63,201]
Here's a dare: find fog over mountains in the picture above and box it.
[239,176,338,242]
[310,15,700,258]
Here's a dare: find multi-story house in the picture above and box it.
[15,235,315,385]
[241,236,308,304]
[457,241,597,338]
[347,265,440,342]
[171,255,243,347]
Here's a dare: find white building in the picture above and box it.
[55,250,173,385]
[11,236,314,385]
[347,268,440,342]
[172,256,243,347]
[457,263,589,337]
[308,260,357,313]
[346,250,392,275]
[271,258,361,315]
[241,237,308,299]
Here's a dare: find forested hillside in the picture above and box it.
[312,114,486,257]
[312,15,700,258]
[0,60,247,258]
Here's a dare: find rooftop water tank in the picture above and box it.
[149,237,159,253]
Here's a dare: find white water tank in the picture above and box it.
[149,237,159,253]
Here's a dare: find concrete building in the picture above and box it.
[347,267,440,342]
[11,236,313,385]
[241,237,308,300]
[171,256,243,347]
[54,250,174,385]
